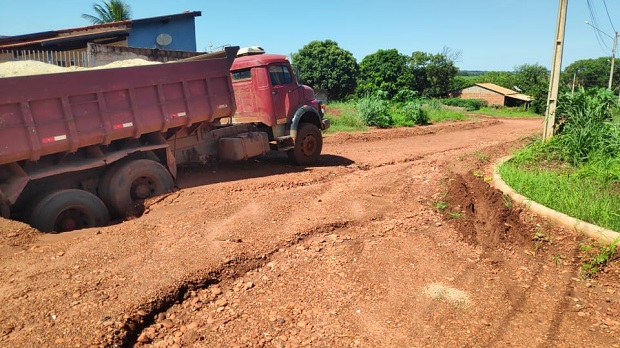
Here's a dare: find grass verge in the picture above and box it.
[499,159,620,232]
[477,107,541,118]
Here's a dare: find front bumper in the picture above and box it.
[321,117,330,131]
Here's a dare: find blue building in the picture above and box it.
[0,11,202,58]
[129,12,200,51]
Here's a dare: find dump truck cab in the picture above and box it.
[230,50,329,164]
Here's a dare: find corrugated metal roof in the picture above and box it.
[474,83,533,101]
[476,83,518,96]
[0,28,129,48]
[508,93,533,102]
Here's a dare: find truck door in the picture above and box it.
[268,64,300,125]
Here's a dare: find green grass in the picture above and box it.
[580,238,619,278]
[325,101,368,132]
[499,159,620,232]
[326,100,468,131]
[427,108,468,122]
[477,107,542,118]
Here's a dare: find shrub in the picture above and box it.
[553,88,619,166]
[357,96,391,128]
[402,101,429,125]
[440,98,488,111]
[393,89,419,103]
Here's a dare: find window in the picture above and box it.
[268,65,292,86]
[232,68,252,81]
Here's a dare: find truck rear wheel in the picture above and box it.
[29,189,110,233]
[99,159,174,218]
[287,123,323,166]
[0,192,10,218]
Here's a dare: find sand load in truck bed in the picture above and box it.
[0,59,161,78]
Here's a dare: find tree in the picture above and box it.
[405,48,459,97]
[357,49,412,99]
[475,71,516,90]
[513,64,549,114]
[409,51,431,95]
[424,49,459,97]
[563,57,620,91]
[291,40,358,101]
[82,0,132,25]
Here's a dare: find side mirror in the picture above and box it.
[291,64,302,85]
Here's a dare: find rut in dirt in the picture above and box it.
[443,171,530,249]
[120,220,352,346]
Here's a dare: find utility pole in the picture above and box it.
[608,31,617,90]
[544,0,568,141]
[585,22,618,91]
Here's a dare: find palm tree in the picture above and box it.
[82,0,132,25]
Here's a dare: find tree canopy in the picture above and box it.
[513,64,549,114]
[82,0,132,25]
[421,49,460,97]
[291,40,359,101]
[563,57,619,91]
[357,49,412,99]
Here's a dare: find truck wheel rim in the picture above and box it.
[131,176,156,200]
[55,208,87,232]
[301,135,317,156]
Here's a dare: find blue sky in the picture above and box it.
[0,0,618,71]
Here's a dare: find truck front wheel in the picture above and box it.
[99,159,175,218]
[287,123,323,166]
[29,189,110,233]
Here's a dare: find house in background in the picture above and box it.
[0,11,202,66]
[451,83,533,108]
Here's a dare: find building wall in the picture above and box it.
[454,85,505,106]
[129,16,197,51]
[87,43,202,66]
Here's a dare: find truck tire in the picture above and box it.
[29,189,110,233]
[0,200,9,219]
[99,159,174,218]
[287,123,323,166]
[0,192,10,218]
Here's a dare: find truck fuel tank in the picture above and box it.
[217,132,270,161]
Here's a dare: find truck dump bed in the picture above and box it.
[0,46,239,165]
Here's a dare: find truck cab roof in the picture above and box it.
[231,54,289,71]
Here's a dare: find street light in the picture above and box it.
[585,21,618,90]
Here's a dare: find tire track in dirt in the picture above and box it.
[440,166,613,347]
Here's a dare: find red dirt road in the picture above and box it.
[1,117,619,347]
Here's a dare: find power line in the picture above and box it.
[587,0,611,52]
[603,0,617,33]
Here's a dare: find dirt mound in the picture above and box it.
[0,217,40,247]
[444,171,529,249]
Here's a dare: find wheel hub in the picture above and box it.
[301,135,317,156]
[132,177,155,200]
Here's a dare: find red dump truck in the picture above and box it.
[0,46,329,232]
